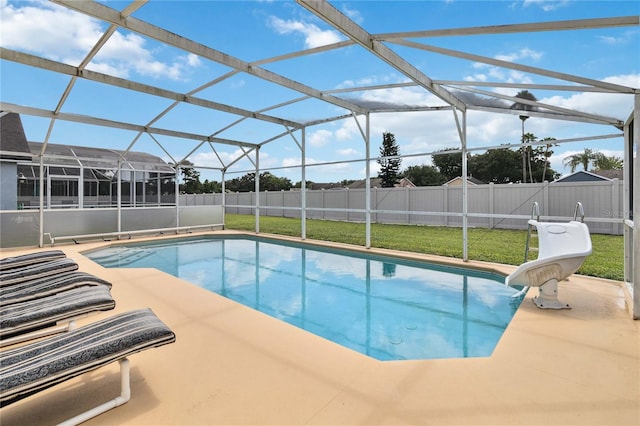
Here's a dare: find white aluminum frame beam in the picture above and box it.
[374,16,639,39]
[1,102,256,149]
[0,48,301,129]
[296,0,466,111]
[51,0,368,116]
[457,85,624,127]
[389,39,636,95]
[436,80,625,93]
[471,105,623,127]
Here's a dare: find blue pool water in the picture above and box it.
[86,236,524,361]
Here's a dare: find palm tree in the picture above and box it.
[511,90,538,183]
[593,152,623,171]
[523,132,536,183]
[563,148,596,172]
[540,137,557,182]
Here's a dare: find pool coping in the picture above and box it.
[1,230,638,425]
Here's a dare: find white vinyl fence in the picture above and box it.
[181,179,625,235]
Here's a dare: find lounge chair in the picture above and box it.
[0,258,79,286]
[0,252,116,347]
[0,285,116,347]
[0,250,67,271]
[0,271,112,305]
[0,308,176,426]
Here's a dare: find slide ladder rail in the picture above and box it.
[573,201,585,223]
[523,202,540,263]
[512,202,540,299]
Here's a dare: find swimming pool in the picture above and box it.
[86,235,524,361]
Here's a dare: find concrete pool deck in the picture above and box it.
[1,230,638,425]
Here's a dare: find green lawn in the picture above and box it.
[224,214,624,281]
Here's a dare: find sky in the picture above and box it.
[1,0,639,184]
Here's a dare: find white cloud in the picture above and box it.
[341,5,363,24]
[0,0,102,64]
[0,0,200,80]
[308,129,333,147]
[268,16,343,48]
[522,0,570,12]
[540,74,639,120]
[495,48,543,63]
[281,157,302,168]
[335,125,356,141]
[338,148,359,156]
[598,30,639,46]
[465,48,541,86]
[229,79,246,90]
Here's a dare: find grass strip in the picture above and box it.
[225,214,623,281]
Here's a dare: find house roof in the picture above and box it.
[593,169,623,180]
[14,139,175,181]
[554,170,615,183]
[444,176,486,185]
[0,113,32,161]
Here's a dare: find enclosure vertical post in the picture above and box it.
[461,110,469,261]
[78,165,84,209]
[255,146,260,234]
[46,167,51,211]
[131,170,136,208]
[142,171,147,206]
[301,127,307,240]
[174,166,180,232]
[38,156,44,247]
[365,113,371,249]
[117,160,122,237]
[624,119,632,284]
[632,94,639,319]
[221,170,226,229]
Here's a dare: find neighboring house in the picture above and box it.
[347,178,382,189]
[395,177,416,188]
[346,177,416,189]
[0,113,33,210]
[307,182,346,190]
[0,113,175,210]
[554,170,622,183]
[589,169,623,180]
[443,176,485,186]
[299,178,417,191]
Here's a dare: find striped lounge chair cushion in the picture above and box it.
[0,250,67,271]
[0,308,176,406]
[0,285,115,338]
[0,258,79,286]
[0,271,112,305]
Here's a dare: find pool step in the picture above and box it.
[89,248,154,267]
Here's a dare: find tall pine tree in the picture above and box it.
[377,132,401,188]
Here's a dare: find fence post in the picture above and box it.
[346,188,349,222]
[405,186,410,224]
[444,184,449,226]
[612,178,620,234]
[488,182,494,229]
[543,181,549,218]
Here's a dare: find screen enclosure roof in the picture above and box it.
[0,1,638,177]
